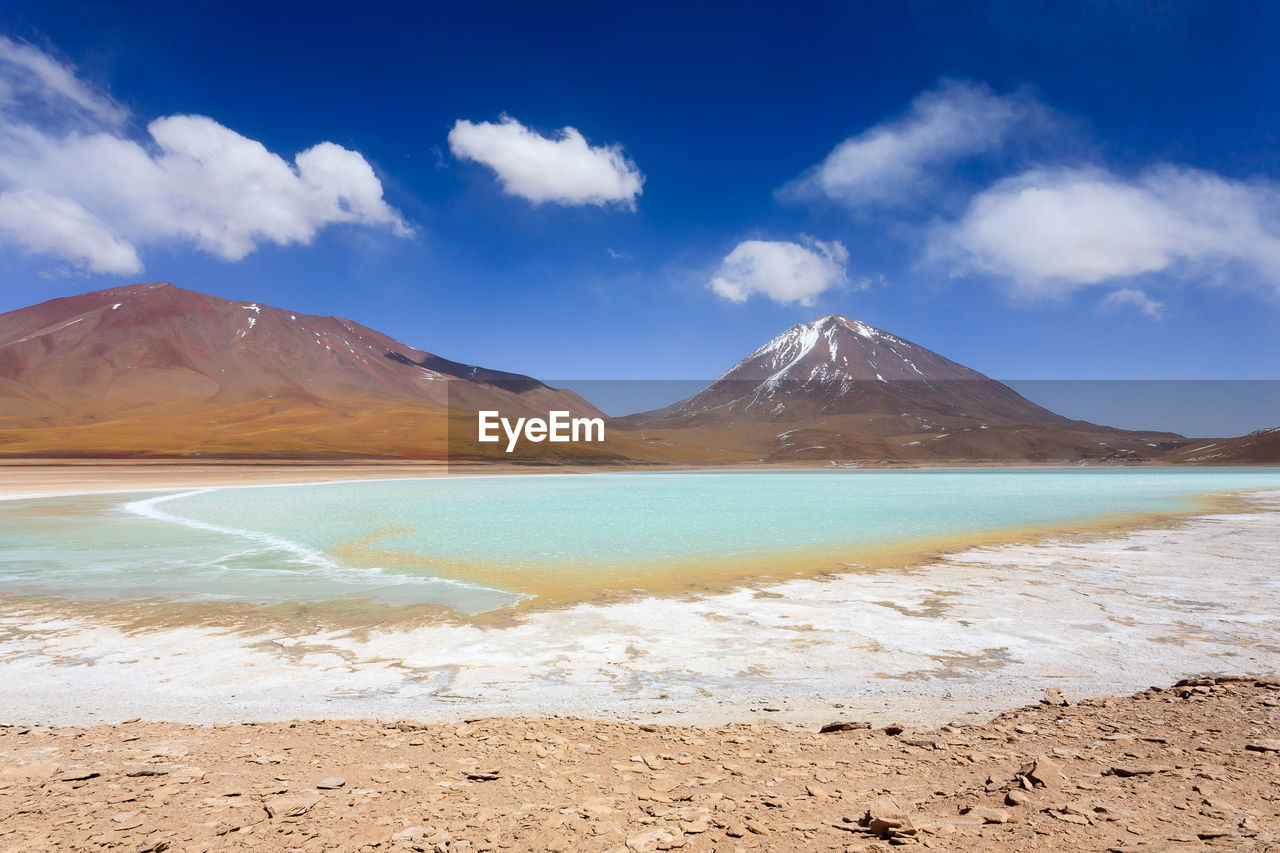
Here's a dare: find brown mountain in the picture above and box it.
[615,315,1186,464]
[1167,427,1280,464]
[0,282,609,459]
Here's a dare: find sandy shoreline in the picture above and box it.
[0,458,1252,502]
[0,460,462,502]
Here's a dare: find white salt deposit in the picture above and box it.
[2,491,1277,727]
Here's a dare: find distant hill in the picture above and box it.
[0,282,609,459]
[614,315,1188,464]
[1166,427,1280,465]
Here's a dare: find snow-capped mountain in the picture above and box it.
[617,315,1186,463]
[629,315,1063,425]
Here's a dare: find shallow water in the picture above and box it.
[4,490,1279,726]
[2,468,1280,613]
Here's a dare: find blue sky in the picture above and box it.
[1,0,1279,390]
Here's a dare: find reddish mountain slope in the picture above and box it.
[1167,427,1280,464]
[0,283,606,459]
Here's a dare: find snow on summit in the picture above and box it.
[626,314,1070,428]
[727,315,965,391]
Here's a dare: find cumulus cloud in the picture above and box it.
[777,77,1280,315]
[780,79,1044,209]
[709,237,849,306]
[448,115,643,208]
[1098,288,1165,319]
[0,38,410,275]
[936,166,1280,298]
[0,188,140,273]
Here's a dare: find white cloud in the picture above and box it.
[448,115,643,208]
[709,237,849,306]
[781,80,1043,208]
[1098,288,1165,319]
[937,166,1280,298]
[0,39,410,275]
[0,36,125,127]
[0,188,140,274]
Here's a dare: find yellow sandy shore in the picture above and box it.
[0,457,1219,503]
[0,459,770,501]
[0,460,455,501]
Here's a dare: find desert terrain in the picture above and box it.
[2,677,1277,852]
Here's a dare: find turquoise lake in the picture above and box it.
[2,468,1279,613]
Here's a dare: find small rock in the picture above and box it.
[464,769,502,781]
[966,806,1010,824]
[1027,755,1067,790]
[883,724,905,736]
[264,793,322,818]
[123,765,169,778]
[819,720,871,733]
[1006,789,1031,807]
[862,797,915,838]
[1109,764,1171,778]
[391,826,431,842]
[316,776,346,789]
[1041,688,1071,706]
[1245,739,1280,753]
[649,776,679,793]
[626,828,673,850]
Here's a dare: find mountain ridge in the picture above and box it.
[0,282,607,459]
[0,286,1269,463]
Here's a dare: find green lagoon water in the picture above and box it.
[2,468,1279,613]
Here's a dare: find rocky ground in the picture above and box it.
[1,676,1277,852]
